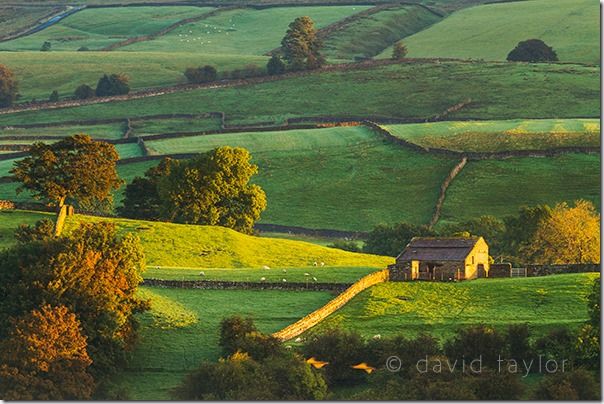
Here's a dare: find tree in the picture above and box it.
[576,277,600,370]
[532,369,600,400]
[392,42,408,60]
[157,147,267,234]
[219,316,258,356]
[0,222,147,374]
[74,84,95,100]
[507,39,558,62]
[281,16,324,71]
[184,65,218,84]
[267,54,286,75]
[501,204,552,263]
[11,134,122,209]
[48,90,59,102]
[95,73,130,97]
[442,215,505,258]
[119,157,174,220]
[523,200,600,264]
[363,222,436,256]
[0,64,18,108]
[14,218,55,243]
[41,41,52,51]
[0,305,94,400]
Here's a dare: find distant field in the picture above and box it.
[385,119,600,152]
[322,5,441,60]
[131,115,222,135]
[145,126,456,230]
[122,6,370,54]
[439,153,601,225]
[0,5,60,38]
[0,51,267,101]
[0,122,126,139]
[0,62,598,127]
[145,266,378,283]
[118,287,333,399]
[380,0,599,64]
[0,6,213,51]
[311,273,599,340]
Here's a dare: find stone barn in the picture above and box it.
[388,237,489,281]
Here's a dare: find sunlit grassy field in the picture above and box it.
[439,153,601,225]
[122,6,369,54]
[0,62,597,127]
[321,5,441,60]
[0,6,213,51]
[310,273,599,340]
[0,122,126,139]
[379,0,599,64]
[385,119,600,152]
[118,287,334,399]
[145,126,456,230]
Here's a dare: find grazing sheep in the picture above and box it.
[262,265,270,270]
[372,334,381,340]
[294,337,303,343]
[282,269,287,273]
[199,271,205,276]
[312,277,318,282]
[304,273,310,276]
[320,262,325,267]
[260,277,266,282]
[313,261,318,266]
[282,279,287,282]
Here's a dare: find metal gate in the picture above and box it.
[510,267,527,277]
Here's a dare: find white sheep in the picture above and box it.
[260,277,266,282]
[312,277,318,282]
[282,279,287,282]
[282,269,287,273]
[313,261,318,266]
[320,262,325,267]
[372,334,381,340]
[262,265,270,270]
[199,271,205,276]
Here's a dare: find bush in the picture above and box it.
[533,327,576,364]
[363,222,436,256]
[444,325,506,366]
[48,90,59,102]
[219,316,257,356]
[184,65,218,84]
[40,41,51,51]
[14,219,55,243]
[327,240,361,253]
[533,369,600,400]
[0,64,18,108]
[506,39,558,62]
[77,46,89,51]
[392,42,408,60]
[469,370,524,400]
[74,84,95,100]
[95,73,130,97]
[505,324,533,362]
[267,55,286,75]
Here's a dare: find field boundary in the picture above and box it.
[0,5,81,42]
[429,157,467,228]
[142,278,349,291]
[272,269,389,340]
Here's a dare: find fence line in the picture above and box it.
[272,269,389,341]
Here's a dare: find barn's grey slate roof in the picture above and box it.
[396,237,481,262]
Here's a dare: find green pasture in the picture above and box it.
[322,5,441,60]
[260,231,363,248]
[379,0,599,64]
[0,62,597,127]
[1,51,267,102]
[310,273,599,340]
[0,122,126,139]
[118,287,334,399]
[385,119,600,152]
[144,126,456,230]
[145,265,378,283]
[0,6,59,38]
[115,142,143,158]
[132,115,222,135]
[0,6,213,51]
[122,6,369,54]
[0,209,54,249]
[439,153,601,225]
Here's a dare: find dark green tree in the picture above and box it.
[281,16,324,70]
[267,54,286,75]
[507,39,558,62]
[392,42,408,60]
[40,41,52,51]
[532,369,599,400]
[0,64,18,108]
[95,74,130,97]
[48,90,59,102]
[184,65,218,83]
[363,222,436,256]
[74,84,95,100]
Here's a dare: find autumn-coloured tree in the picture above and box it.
[157,147,267,234]
[0,305,94,400]
[281,16,324,71]
[0,64,18,108]
[11,134,122,208]
[524,200,600,264]
[0,222,147,374]
[392,42,408,60]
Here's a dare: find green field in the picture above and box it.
[119,287,334,399]
[122,6,369,55]
[145,265,377,283]
[322,5,441,61]
[380,0,599,64]
[0,51,267,102]
[439,153,601,225]
[131,115,222,135]
[145,126,457,230]
[0,62,597,127]
[385,119,600,152]
[310,273,599,340]
[0,122,126,139]
[0,6,213,51]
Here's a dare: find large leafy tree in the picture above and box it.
[95,73,130,97]
[506,39,558,62]
[11,134,122,208]
[363,222,436,257]
[281,16,324,71]
[0,222,147,374]
[0,64,18,108]
[0,305,94,400]
[523,200,600,264]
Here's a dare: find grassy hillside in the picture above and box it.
[0,6,213,51]
[120,287,334,399]
[0,121,126,139]
[1,51,268,102]
[439,153,600,225]
[321,5,441,60]
[385,119,600,152]
[0,5,60,38]
[380,0,599,64]
[0,62,598,127]
[145,126,457,230]
[310,273,599,340]
[122,6,370,54]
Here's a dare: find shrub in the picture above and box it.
[77,46,89,51]
[48,90,59,102]
[184,65,218,84]
[14,219,55,243]
[267,55,286,75]
[469,370,524,400]
[444,325,506,366]
[506,39,558,62]
[95,73,130,97]
[392,42,408,60]
[0,64,18,108]
[534,327,576,364]
[363,222,436,256]
[327,240,361,253]
[74,84,95,100]
[219,316,257,356]
[40,41,51,51]
[533,369,600,400]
